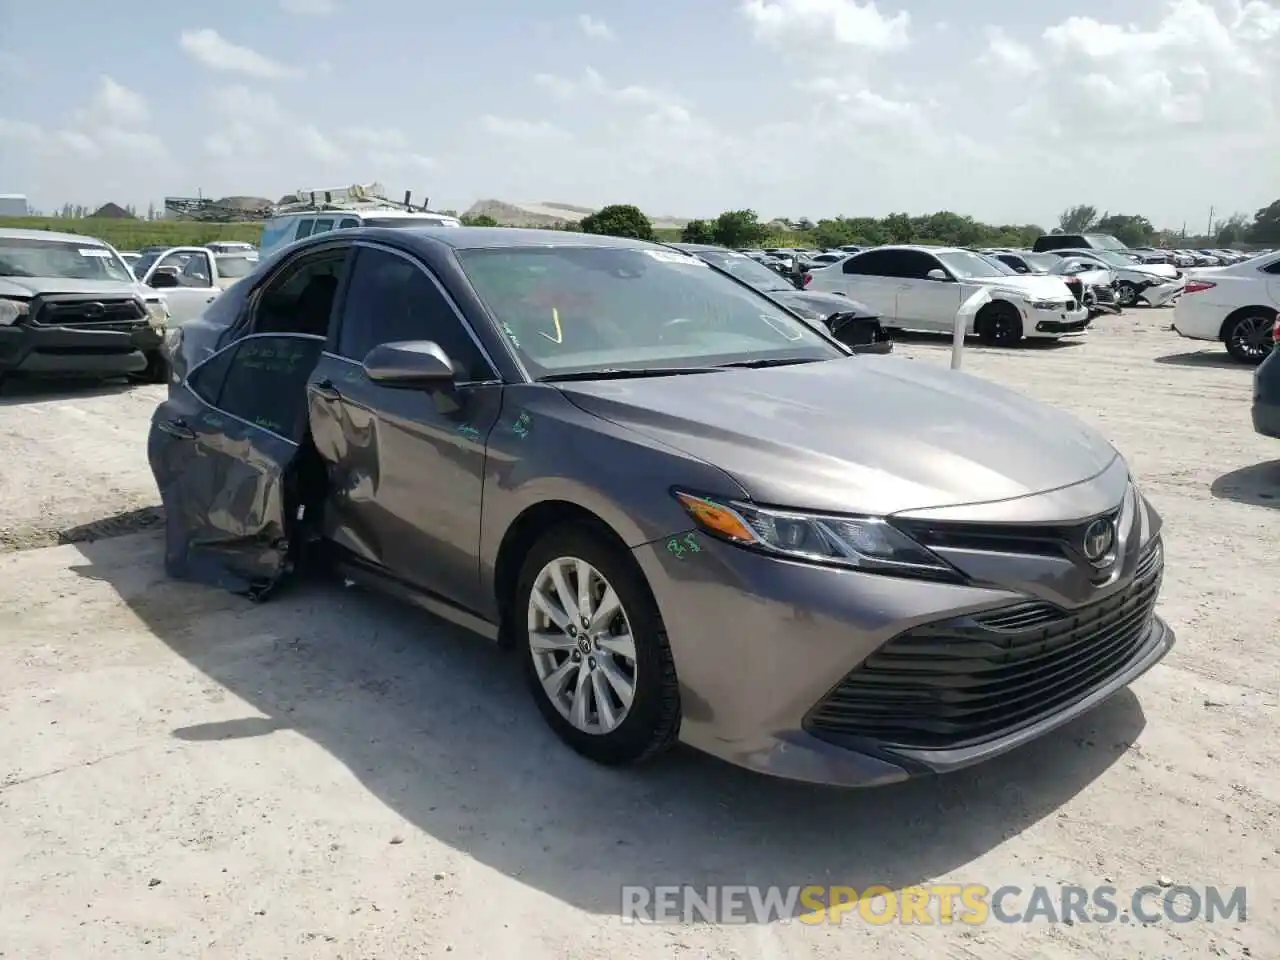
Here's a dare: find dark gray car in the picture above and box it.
[669,242,891,353]
[148,227,1174,786]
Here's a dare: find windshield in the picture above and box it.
[458,245,842,379]
[1084,234,1128,251]
[215,254,258,278]
[132,252,160,277]
[935,250,1009,279]
[1020,252,1062,271]
[0,237,133,282]
[689,249,795,292]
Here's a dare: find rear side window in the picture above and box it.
[294,218,315,240]
[190,335,326,441]
[312,218,334,235]
[338,218,359,229]
[335,246,491,381]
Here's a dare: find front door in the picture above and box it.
[834,250,903,321]
[147,333,326,596]
[307,243,504,614]
[892,251,964,332]
[143,248,220,324]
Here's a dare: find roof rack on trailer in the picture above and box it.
[271,181,449,216]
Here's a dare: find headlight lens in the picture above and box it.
[673,491,959,579]
[1029,299,1061,310]
[0,297,30,326]
[145,299,169,328]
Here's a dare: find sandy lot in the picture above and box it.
[0,311,1276,959]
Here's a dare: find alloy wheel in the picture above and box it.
[1228,315,1273,363]
[527,556,637,735]
[1116,282,1138,307]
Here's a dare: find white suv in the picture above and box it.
[259,207,462,259]
[807,245,1088,346]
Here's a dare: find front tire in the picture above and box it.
[1115,281,1139,307]
[516,526,680,766]
[976,301,1023,346]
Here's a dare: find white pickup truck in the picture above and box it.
[132,246,258,324]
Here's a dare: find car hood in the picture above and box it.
[968,274,1074,300]
[559,356,1118,516]
[1125,263,1178,280]
[0,276,148,298]
[773,290,877,319]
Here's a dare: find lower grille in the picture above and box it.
[806,537,1164,751]
[1092,285,1116,304]
[33,298,146,328]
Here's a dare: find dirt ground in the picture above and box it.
[0,309,1276,959]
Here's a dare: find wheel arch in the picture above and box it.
[1218,305,1278,342]
[492,500,639,647]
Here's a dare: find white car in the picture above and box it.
[132,246,259,324]
[1047,249,1184,308]
[1172,250,1280,364]
[807,245,1087,346]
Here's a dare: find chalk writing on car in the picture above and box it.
[512,411,531,438]
[666,532,702,559]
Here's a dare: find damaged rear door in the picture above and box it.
[147,332,326,597]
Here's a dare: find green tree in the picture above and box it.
[1057,204,1098,233]
[1247,199,1280,244]
[680,219,717,244]
[882,212,914,242]
[1214,212,1250,246]
[461,213,498,226]
[1094,213,1155,247]
[710,209,769,248]
[579,204,654,240]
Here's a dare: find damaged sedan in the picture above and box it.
[149,226,1174,786]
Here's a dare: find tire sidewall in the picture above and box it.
[1224,314,1270,365]
[515,525,677,763]
[978,301,1023,346]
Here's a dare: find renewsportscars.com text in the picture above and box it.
[620,883,1247,926]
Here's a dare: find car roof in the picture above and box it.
[368,226,671,251]
[0,227,107,244]
[861,244,965,255]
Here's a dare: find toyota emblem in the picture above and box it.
[1081,517,1116,565]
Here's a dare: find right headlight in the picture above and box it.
[0,297,30,326]
[673,491,961,580]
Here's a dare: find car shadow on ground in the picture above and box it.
[1153,351,1244,370]
[0,376,135,406]
[66,528,1145,921]
[1211,461,1280,508]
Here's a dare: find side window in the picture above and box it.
[214,335,327,440]
[843,250,896,276]
[335,246,491,381]
[186,345,237,405]
[259,218,295,253]
[312,218,335,235]
[294,218,315,240]
[338,218,359,229]
[899,252,942,279]
[1262,259,1280,275]
[252,251,348,336]
[180,251,213,287]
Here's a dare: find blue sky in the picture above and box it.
[1,0,1276,229]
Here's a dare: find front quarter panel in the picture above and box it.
[477,384,748,620]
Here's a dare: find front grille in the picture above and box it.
[805,537,1164,751]
[1093,284,1117,304]
[32,298,146,328]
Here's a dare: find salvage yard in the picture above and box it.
[0,311,1276,959]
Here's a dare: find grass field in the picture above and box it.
[0,217,265,250]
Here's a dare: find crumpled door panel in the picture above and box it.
[148,401,305,601]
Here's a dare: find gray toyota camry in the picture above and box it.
[149,227,1174,787]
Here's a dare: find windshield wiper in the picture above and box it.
[717,356,826,369]
[539,366,724,382]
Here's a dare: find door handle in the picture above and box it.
[157,417,196,440]
[206,296,217,303]
[311,378,342,401]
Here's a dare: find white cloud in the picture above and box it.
[979,27,1038,76]
[533,67,683,118]
[478,115,568,140]
[1,78,165,161]
[577,13,614,40]
[82,76,151,127]
[179,29,301,79]
[740,0,910,52]
[281,0,337,13]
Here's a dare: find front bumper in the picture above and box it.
[633,529,1173,787]
[1141,281,1184,307]
[0,322,160,376]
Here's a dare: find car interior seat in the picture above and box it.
[292,273,339,337]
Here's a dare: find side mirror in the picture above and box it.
[926,268,950,282]
[361,340,456,387]
[149,271,179,289]
[1014,265,1029,273]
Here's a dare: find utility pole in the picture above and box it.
[1206,205,1215,238]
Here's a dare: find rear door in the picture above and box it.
[306,241,505,613]
[147,333,326,597]
[833,250,903,321]
[1262,256,1280,306]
